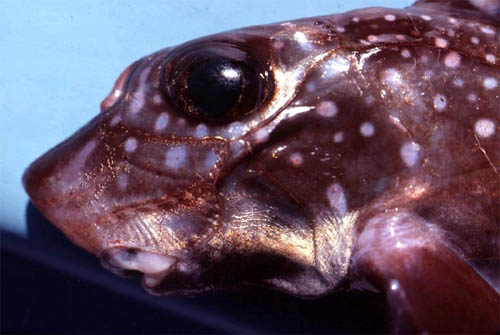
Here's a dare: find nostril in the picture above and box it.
[99,247,177,285]
[100,62,135,112]
[111,248,139,266]
[100,248,142,278]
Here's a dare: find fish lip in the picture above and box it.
[99,247,178,287]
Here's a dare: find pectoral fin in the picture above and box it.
[352,211,499,333]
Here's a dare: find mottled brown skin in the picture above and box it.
[24,0,499,333]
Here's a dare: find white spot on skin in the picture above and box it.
[364,95,375,106]
[129,67,151,114]
[254,128,269,144]
[483,77,498,90]
[316,101,338,117]
[434,37,448,48]
[423,70,434,80]
[194,124,208,138]
[382,68,403,85]
[327,183,347,218]
[322,55,350,77]
[485,54,496,64]
[294,31,308,43]
[294,31,312,50]
[467,93,478,102]
[336,26,345,33]
[453,78,464,87]
[164,146,187,169]
[124,137,138,153]
[448,17,458,24]
[225,122,245,140]
[420,15,432,21]
[306,82,316,92]
[333,131,344,143]
[289,152,303,166]
[152,94,162,105]
[360,122,375,137]
[401,49,411,58]
[352,17,360,23]
[110,114,121,127]
[400,141,421,167]
[480,26,495,35]
[471,36,480,44]
[117,173,128,191]
[204,151,219,169]
[444,51,461,68]
[154,113,169,132]
[475,119,496,138]
[433,94,447,112]
[230,139,246,159]
[384,14,396,22]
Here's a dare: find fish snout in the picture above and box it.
[23,122,108,253]
[23,146,59,206]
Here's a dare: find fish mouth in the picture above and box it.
[99,247,178,288]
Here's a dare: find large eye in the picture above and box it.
[162,44,273,120]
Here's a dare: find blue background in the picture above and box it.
[1,1,413,332]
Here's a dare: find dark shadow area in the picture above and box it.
[0,202,386,333]
[1,248,219,334]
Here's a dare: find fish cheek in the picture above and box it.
[99,140,228,255]
[210,159,325,295]
[103,188,222,256]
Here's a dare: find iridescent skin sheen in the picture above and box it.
[24,0,499,332]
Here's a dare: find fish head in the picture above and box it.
[23,21,340,296]
[24,0,500,297]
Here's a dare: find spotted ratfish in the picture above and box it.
[23,0,499,332]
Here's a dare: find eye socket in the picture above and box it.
[161,44,273,120]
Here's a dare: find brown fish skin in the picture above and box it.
[23,0,499,332]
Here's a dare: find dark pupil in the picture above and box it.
[187,57,243,117]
